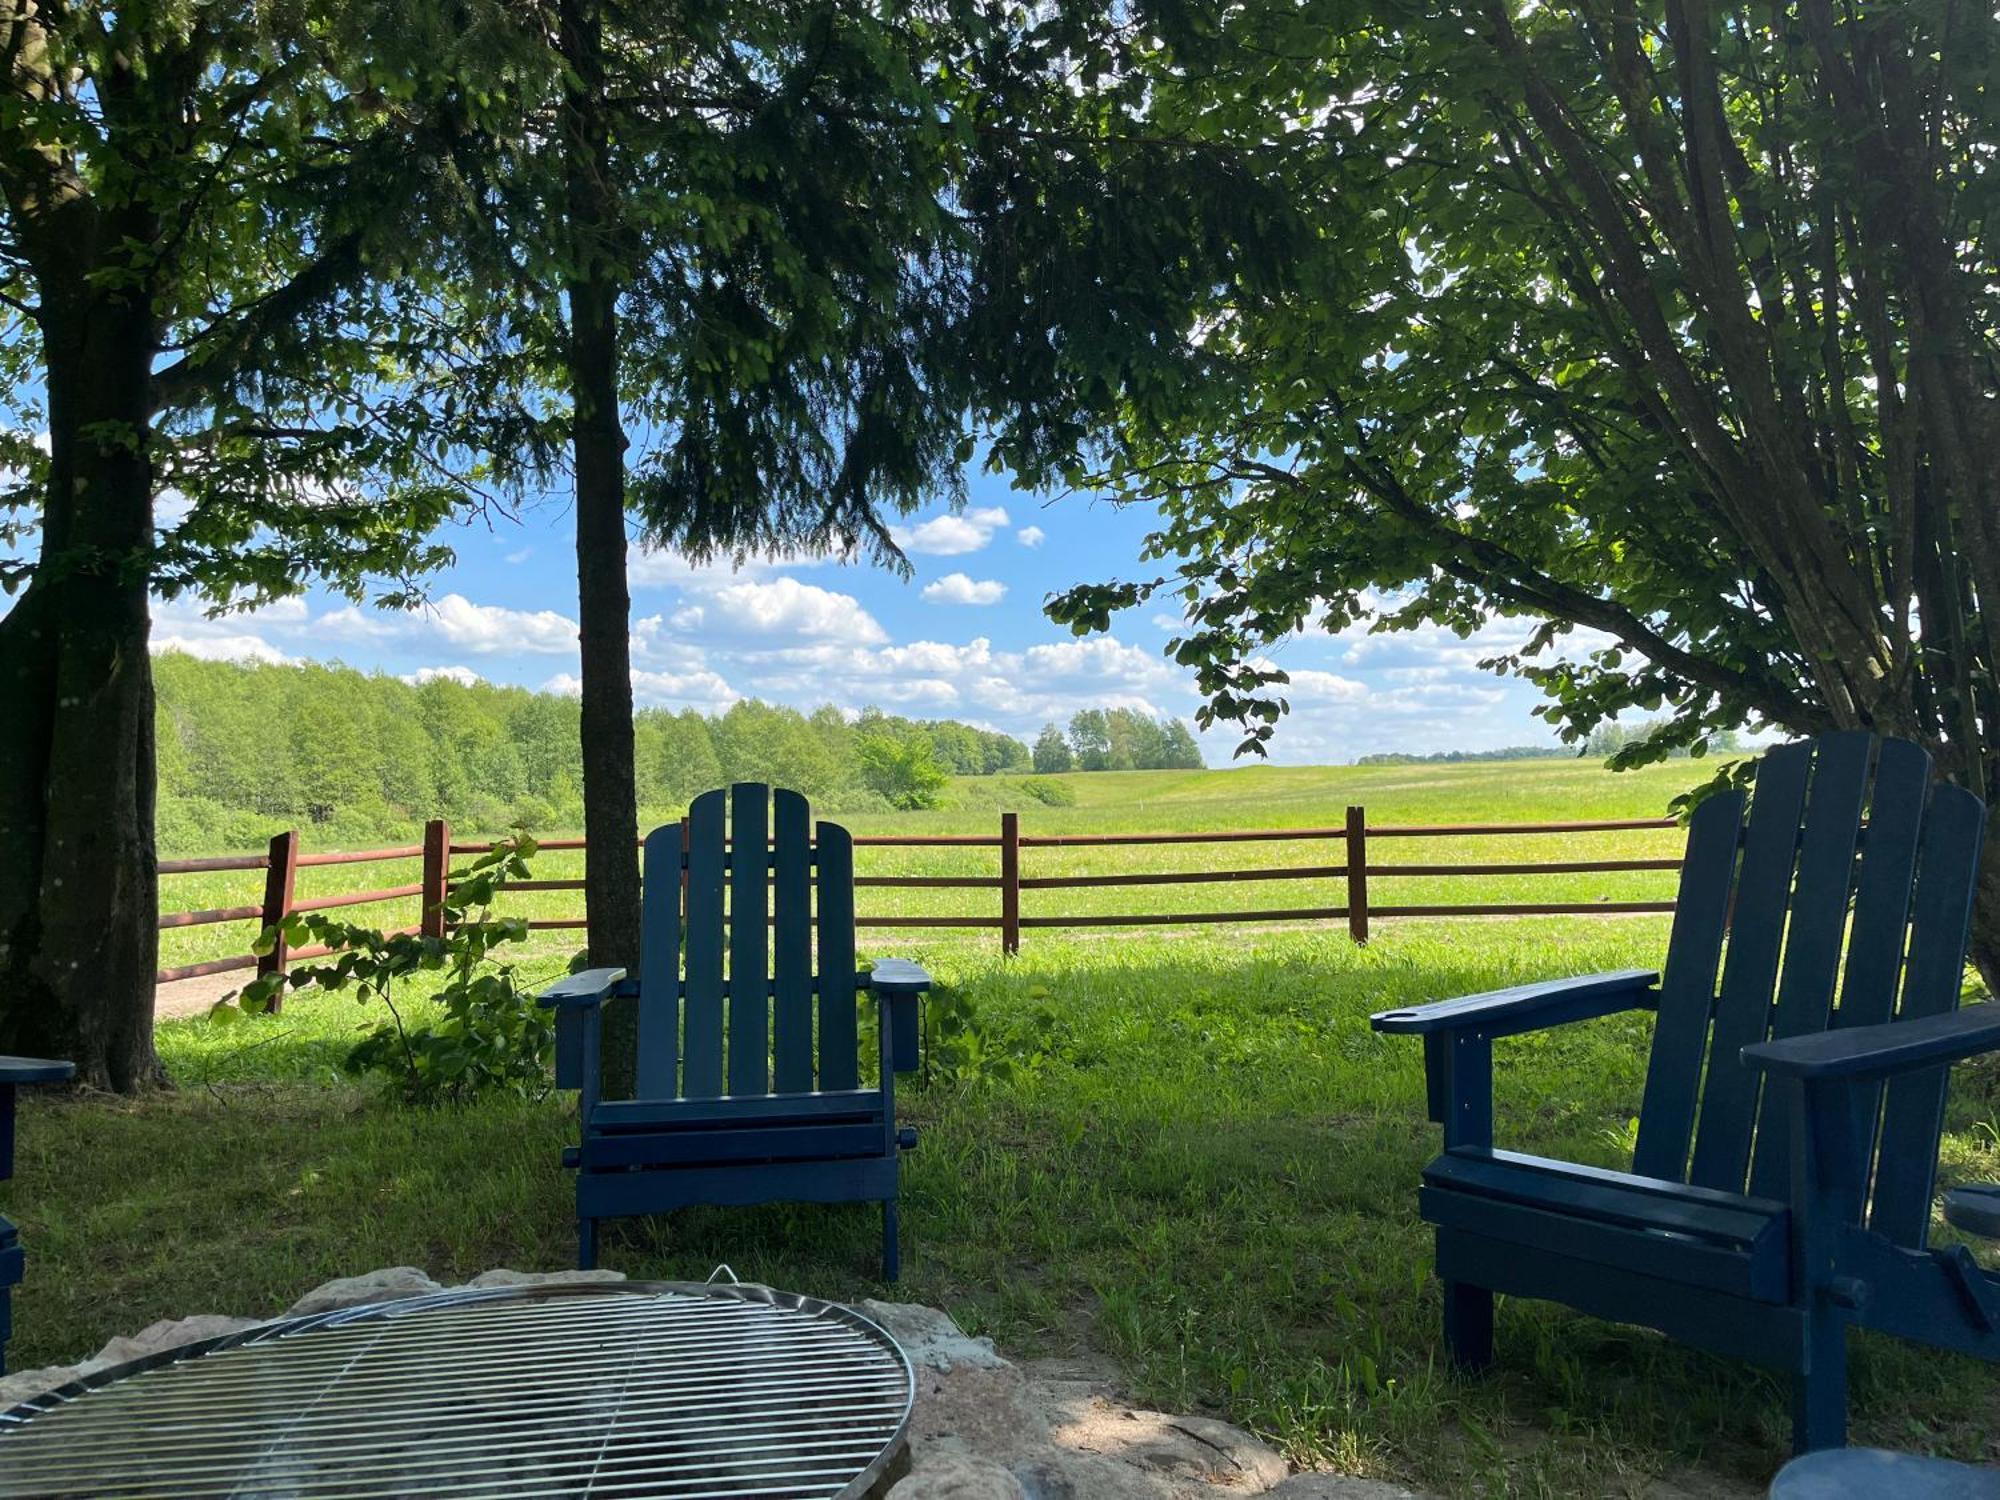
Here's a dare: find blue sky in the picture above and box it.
[144,460,1582,764]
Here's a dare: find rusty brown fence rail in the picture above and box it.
[157,807,1683,996]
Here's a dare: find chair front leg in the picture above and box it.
[1424,1027,1496,1368]
[1785,1075,1870,1453]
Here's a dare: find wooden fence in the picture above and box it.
[156,808,1683,993]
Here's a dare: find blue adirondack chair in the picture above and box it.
[0,1054,74,1375]
[1371,733,1998,1453]
[540,784,928,1279]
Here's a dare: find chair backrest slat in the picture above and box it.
[1744,732,1873,1197]
[728,783,770,1096]
[635,823,683,1098]
[1688,740,1813,1192]
[1632,790,1745,1180]
[1632,735,1985,1243]
[816,822,860,1091]
[1822,737,1931,1216]
[682,788,728,1098]
[771,789,815,1093]
[1869,783,1985,1247]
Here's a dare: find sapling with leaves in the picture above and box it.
[225,837,554,1104]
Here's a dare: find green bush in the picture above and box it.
[854,731,949,811]
[228,835,553,1103]
[1013,776,1077,807]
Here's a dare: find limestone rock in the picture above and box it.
[464,1268,626,1289]
[1262,1476,1430,1499]
[285,1266,443,1317]
[909,1363,1053,1468]
[858,1298,1008,1372]
[0,1364,83,1409]
[85,1314,262,1373]
[1043,1400,1290,1492]
[888,1453,1029,1499]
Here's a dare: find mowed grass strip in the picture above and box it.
[157,759,1701,970]
[21,912,2000,1496]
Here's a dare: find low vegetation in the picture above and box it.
[17,915,2000,1497]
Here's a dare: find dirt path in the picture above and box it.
[154,972,255,1021]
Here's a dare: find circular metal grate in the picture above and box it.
[0,1281,913,1498]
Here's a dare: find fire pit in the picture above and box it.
[0,1280,913,1497]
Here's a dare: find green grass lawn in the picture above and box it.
[18,910,2000,1495]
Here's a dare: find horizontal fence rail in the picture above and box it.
[156,806,1684,998]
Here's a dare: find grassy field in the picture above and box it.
[158,758,1704,973]
[27,757,1994,1494]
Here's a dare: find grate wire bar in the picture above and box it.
[0,1281,913,1498]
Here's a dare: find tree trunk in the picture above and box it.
[560,0,643,1001]
[0,280,163,1091]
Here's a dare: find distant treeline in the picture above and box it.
[151,652,1204,852]
[1357,720,1745,766]
[1356,746,1570,765]
[1030,709,1205,772]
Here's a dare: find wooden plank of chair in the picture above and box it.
[1828,737,1932,1212]
[772,789,815,1094]
[588,1089,884,1131]
[1748,731,1874,1199]
[817,821,860,1092]
[582,1122,887,1170]
[1689,738,1813,1193]
[1634,790,1746,1181]
[729,783,770,1096]
[1870,782,1986,1248]
[636,823,684,1099]
[683,788,728,1099]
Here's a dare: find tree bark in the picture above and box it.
[0,265,164,1090]
[559,0,643,997]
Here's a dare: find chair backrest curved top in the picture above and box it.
[1634,733,1984,1247]
[636,783,860,1101]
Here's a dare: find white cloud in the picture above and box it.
[890,506,1010,556]
[542,666,738,711]
[921,573,1007,606]
[1272,667,1369,702]
[1016,525,1046,548]
[1019,636,1176,688]
[153,489,193,533]
[152,633,295,666]
[402,665,482,687]
[314,605,402,643]
[503,547,533,565]
[429,593,578,655]
[1150,612,1186,632]
[703,577,887,644]
[627,539,856,590]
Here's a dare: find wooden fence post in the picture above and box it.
[421,818,451,939]
[257,829,300,1008]
[1001,811,1021,956]
[1345,805,1370,944]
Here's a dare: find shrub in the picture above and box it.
[853,731,949,810]
[1014,777,1077,807]
[227,835,553,1103]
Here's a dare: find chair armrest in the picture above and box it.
[0,1057,74,1085]
[1743,1004,2000,1083]
[536,967,629,1010]
[1371,969,1659,1039]
[862,959,931,995]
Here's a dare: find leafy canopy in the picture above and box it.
[1045,0,2000,795]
